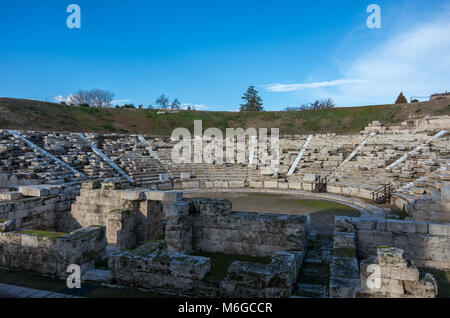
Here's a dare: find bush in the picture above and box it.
[395,92,408,104]
[79,103,90,108]
[285,98,335,111]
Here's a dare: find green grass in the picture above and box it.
[1,97,450,136]
[17,230,67,239]
[191,252,271,282]
[333,247,357,258]
[122,240,167,257]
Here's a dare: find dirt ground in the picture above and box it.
[183,192,361,234]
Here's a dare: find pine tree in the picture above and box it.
[240,86,264,111]
[395,92,408,104]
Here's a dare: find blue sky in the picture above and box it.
[0,0,449,111]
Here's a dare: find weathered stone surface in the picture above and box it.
[0,191,23,201]
[0,225,106,278]
[377,247,407,267]
[83,269,111,283]
[145,191,182,202]
[335,217,355,232]
[404,273,438,297]
[0,219,15,233]
[441,187,450,202]
[18,186,49,197]
[222,251,302,298]
[360,247,438,298]
[329,276,360,298]
[333,231,356,249]
[180,172,191,180]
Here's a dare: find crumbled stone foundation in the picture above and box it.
[360,247,438,298]
[108,198,308,297]
[0,221,106,277]
[68,181,182,248]
[336,216,450,270]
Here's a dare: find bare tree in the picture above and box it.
[90,89,114,107]
[71,89,114,107]
[156,95,169,109]
[171,98,181,110]
[71,90,92,105]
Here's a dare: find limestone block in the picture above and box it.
[441,187,450,202]
[180,172,191,180]
[18,186,49,197]
[0,191,23,201]
[386,220,416,233]
[329,276,360,298]
[278,182,289,190]
[302,174,316,183]
[249,182,263,188]
[229,181,244,188]
[189,198,232,216]
[414,221,428,234]
[118,190,146,201]
[145,191,183,202]
[353,218,377,230]
[81,180,101,190]
[101,180,121,190]
[359,256,380,294]
[264,181,278,189]
[377,247,407,268]
[403,273,438,298]
[333,231,356,249]
[0,220,15,233]
[182,181,200,189]
[379,278,404,295]
[159,173,170,182]
[428,223,449,236]
[330,257,360,279]
[390,266,419,281]
[335,217,355,232]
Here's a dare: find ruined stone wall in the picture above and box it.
[336,216,450,270]
[108,240,302,298]
[221,251,302,297]
[109,243,212,296]
[360,247,438,298]
[0,192,77,232]
[0,225,106,277]
[165,198,308,258]
[68,181,181,248]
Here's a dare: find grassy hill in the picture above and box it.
[0,97,449,136]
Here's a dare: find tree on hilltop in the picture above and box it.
[171,98,181,110]
[395,92,408,104]
[156,94,169,109]
[240,86,264,112]
[71,89,114,108]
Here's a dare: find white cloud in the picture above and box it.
[264,17,450,106]
[111,99,132,105]
[181,103,210,110]
[54,94,76,104]
[263,79,366,93]
[330,19,450,105]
